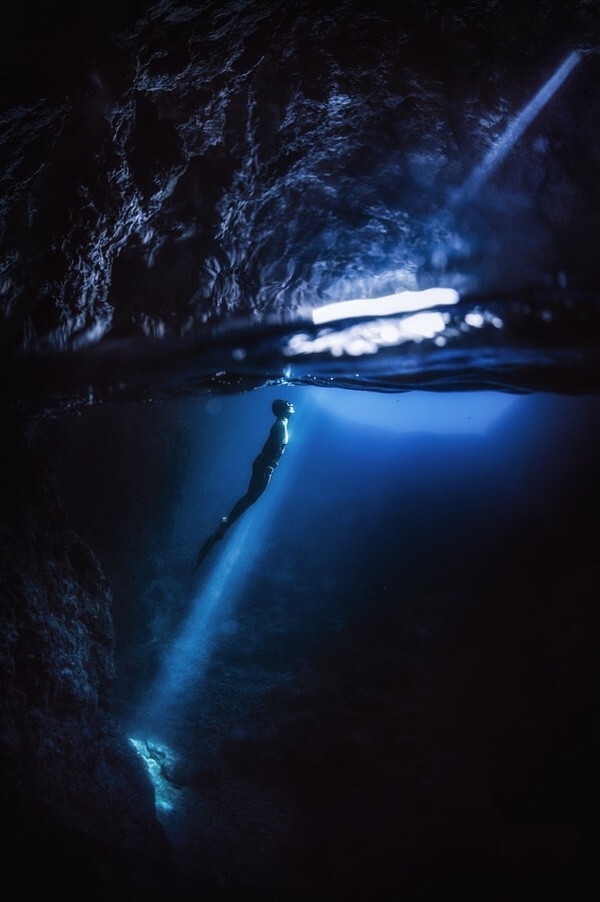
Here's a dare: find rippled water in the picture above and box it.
[1,0,599,406]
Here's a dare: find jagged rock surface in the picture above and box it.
[0,414,174,897]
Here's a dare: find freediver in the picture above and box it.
[193,399,295,570]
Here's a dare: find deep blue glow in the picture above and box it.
[314,389,517,436]
[121,385,596,840]
[134,388,515,740]
[131,388,517,736]
[135,396,312,738]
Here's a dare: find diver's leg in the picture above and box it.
[194,470,271,570]
[193,488,254,571]
[222,471,271,528]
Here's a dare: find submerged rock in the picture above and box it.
[0,413,175,897]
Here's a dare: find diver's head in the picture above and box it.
[272,398,295,418]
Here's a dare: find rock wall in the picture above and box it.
[0,411,175,898]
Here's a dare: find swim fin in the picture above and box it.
[193,519,229,571]
[193,535,216,571]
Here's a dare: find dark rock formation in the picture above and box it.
[0,411,175,898]
[0,2,599,895]
[1,1,599,380]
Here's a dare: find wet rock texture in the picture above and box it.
[1,0,599,357]
[0,415,173,898]
[1,1,599,898]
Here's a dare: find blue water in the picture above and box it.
[126,387,594,728]
[52,383,599,896]
[4,1,600,895]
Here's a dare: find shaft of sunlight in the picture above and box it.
[459,50,581,202]
[134,398,310,741]
[136,516,255,730]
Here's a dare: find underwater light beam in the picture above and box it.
[310,55,581,336]
[458,50,582,202]
[137,515,256,731]
[134,401,311,740]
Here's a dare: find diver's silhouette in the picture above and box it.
[194,399,295,570]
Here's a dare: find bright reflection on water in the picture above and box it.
[287,311,450,357]
[311,287,459,325]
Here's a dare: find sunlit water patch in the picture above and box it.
[129,737,181,814]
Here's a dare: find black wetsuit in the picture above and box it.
[194,418,288,570]
[194,416,290,569]
[225,417,288,525]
